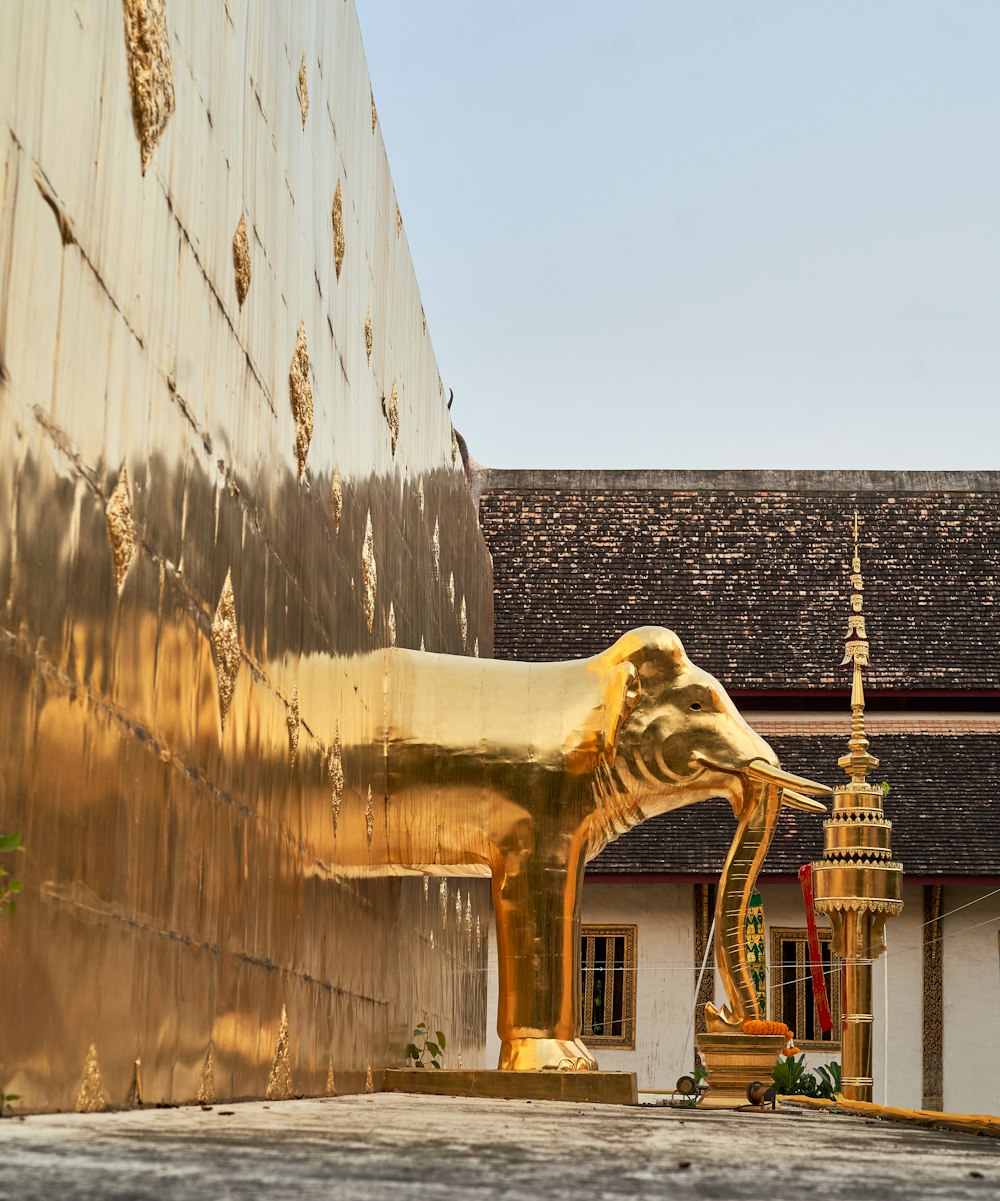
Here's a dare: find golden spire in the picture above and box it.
[838,510,878,785]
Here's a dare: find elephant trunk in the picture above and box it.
[706,777,782,1031]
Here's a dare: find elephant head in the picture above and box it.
[598,627,830,1030]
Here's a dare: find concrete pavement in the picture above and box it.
[2,1092,998,1200]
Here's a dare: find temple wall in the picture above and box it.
[0,0,492,1111]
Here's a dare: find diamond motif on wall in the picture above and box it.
[381,379,399,456]
[297,55,308,127]
[266,1005,293,1101]
[106,465,136,597]
[211,569,241,729]
[362,511,377,632]
[75,1042,108,1113]
[331,466,342,533]
[287,685,299,769]
[329,725,344,832]
[332,180,345,280]
[122,0,175,173]
[289,322,313,480]
[233,213,251,307]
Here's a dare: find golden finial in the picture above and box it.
[838,510,878,785]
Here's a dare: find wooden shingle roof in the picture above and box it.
[478,470,1000,692]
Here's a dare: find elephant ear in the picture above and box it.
[602,661,641,765]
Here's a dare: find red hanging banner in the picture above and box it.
[798,863,834,1034]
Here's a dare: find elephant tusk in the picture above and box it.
[745,759,832,796]
[780,788,828,814]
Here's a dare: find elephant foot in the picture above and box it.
[499,1037,599,1071]
[705,1002,745,1033]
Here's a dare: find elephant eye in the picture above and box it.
[690,702,702,711]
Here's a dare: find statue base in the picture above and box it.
[383,1069,637,1105]
[695,1033,786,1109]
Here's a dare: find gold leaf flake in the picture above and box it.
[417,477,425,516]
[437,372,443,399]
[211,569,240,729]
[419,635,425,652]
[362,511,377,633]
[459,596,467,649]
[332,180,345,281]
[381,379,399,456]
[439,879,448,927]
[365,785,374,847]
[233,213,251,307]
[325,1060,336,1097]
[329,725,344,831]
[287,685,299,769]
[473,637,479,658]
[421,306,426,335]
[197,1049,216,1105]
[297,55,308,128]
[465,897,473,950]
[396,204,402,235]
[106,464,136,596]
[365,1063,374,1093]
[423,876,430,902]
[75,1042,108,1113]
[122,0,175,174]
[388,602,396,647]
[432,518,440,580]
[364,307,373,362]
[448,571,455,609]
[331,466,342,533]
[266,1005,293,1101]
[370,91,377,132]
[289,322,313,480]
[455,887,462,920]
[475,914,482,952]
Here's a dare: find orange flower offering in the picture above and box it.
[782,1046,802,1057]
[741,1019,794,1039]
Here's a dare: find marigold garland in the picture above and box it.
[741,1019,795,1039]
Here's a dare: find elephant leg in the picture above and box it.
[491,840,597,1071]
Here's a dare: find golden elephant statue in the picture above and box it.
[326,627,829,1071]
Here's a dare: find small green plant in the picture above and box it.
[1,1091,21,1117]
[815,1060,842,1099]
[0,832,24,916]
[772,1054,841,1099]
[880,780,891,798]
[406,1023,446,1069]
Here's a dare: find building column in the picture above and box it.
[693,882,715,1069]
[921,884,943,1110]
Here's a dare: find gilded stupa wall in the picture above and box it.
[0,0,492,1110]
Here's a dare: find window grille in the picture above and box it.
[768,926,842,1050]
[580,925,636,1048]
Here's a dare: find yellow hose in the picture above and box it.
[779,1094,1000,1139]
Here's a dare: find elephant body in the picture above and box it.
[327,627,828,1070]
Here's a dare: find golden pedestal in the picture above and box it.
[695,1033,785,1108]
[383,1069,638,1105]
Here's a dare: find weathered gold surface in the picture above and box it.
[0,0,489,1112]
[813,515,903,1102]
[383,1069,638,1105]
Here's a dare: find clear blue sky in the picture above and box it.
[358,1,1000,470]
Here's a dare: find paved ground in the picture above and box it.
[2,1093,999,1200]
